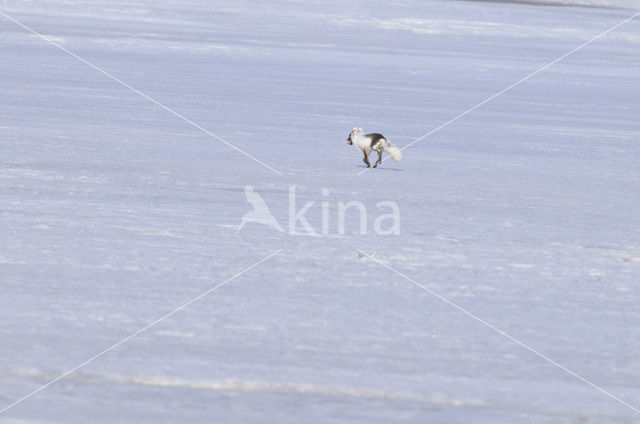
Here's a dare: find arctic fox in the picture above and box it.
[347,127,401,168]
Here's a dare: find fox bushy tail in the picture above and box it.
[383,141,402,162]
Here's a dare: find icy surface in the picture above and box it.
[1,0,640,423]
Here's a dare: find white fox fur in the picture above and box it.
[347,127,401,168]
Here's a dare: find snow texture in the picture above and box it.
[1,0,640,422]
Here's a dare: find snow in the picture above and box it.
[1,0,640,422]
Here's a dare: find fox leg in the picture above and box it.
[373,150,382,168]
[362,151,371,168]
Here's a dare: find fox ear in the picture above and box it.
[351,127,357,133]
[358,128,363,133]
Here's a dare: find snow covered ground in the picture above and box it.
[1,0,640,422]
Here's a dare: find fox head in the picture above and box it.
[347,127,362,145]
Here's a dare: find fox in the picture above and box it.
[347,127,401,168]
